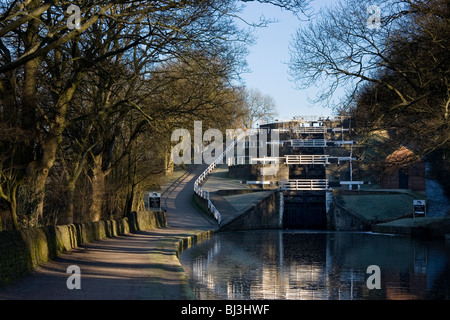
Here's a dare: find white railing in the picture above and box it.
[295,127,328,134]
[194,153,225,225]
[230,154,337,166]
[289,139,327,148]
[194,131,247,225]
[281,179,329,191]
[340,181,364,190]
[259,115,351,126]
[332,127,350,132]
[249,156,285,164]
[331,140,354,146]
[285,155,329,165]
[272,128,291,133]
[227,156,249,166]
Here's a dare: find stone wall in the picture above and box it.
[327,196,372,231]
[220,191,281,231]
[0,211,166,288]
[327,190,416,231]
[372,217,450,238]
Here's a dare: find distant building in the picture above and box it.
[381,146,426,191]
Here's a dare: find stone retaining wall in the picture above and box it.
[220,191,281,231]
[372,217,450,238]
[328,199,373,231]
[0,211,166,288]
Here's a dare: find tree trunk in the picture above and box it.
[26,69,84,225]
[90,155,107,222]
[124,183,135,216]
[60,181,76,225]
[164,148,174,175]
[27,134,60,225]
[21,52,42,226]
[6,184,19,230]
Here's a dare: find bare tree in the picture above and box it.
[0,0,310,229]
[289,0,450,196]
[240,87,278,128]
[289,0,450,151]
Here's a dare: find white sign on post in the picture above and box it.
[149,192,161,211]
[413,200,426,217]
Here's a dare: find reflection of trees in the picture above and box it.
[326,233,450,299]
[422,245,450,299]
[182,231,450,300]
[328,233,415,270]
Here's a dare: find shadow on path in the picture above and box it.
[0,165,217,300]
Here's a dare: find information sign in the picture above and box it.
[413,200,426,217]
[149,192,161,211]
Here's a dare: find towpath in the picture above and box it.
[0,165,217,300]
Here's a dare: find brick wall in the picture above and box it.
[381,161,426,191]
[381,146,426,191]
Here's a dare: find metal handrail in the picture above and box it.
[194,130,247,225]
[259,115,351,126]
[285,155,330,165]
[289,139,327,148]
[295,127,328,134]
[281,179,329,191]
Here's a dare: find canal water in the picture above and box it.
[178,230,450,300]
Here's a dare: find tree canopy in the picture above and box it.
[289,0,450,193]
[0,0,306,229]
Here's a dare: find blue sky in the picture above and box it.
[239,0,343,119]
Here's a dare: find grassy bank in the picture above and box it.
[373,217,450,239]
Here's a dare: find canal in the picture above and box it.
[178,230,450,300]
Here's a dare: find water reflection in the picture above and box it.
[178,230,450,300]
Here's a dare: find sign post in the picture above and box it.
[413,200,426,218]
[148,192,161,211]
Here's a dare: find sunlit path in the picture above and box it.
[0,165,216,300]
[163,165,217,229]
